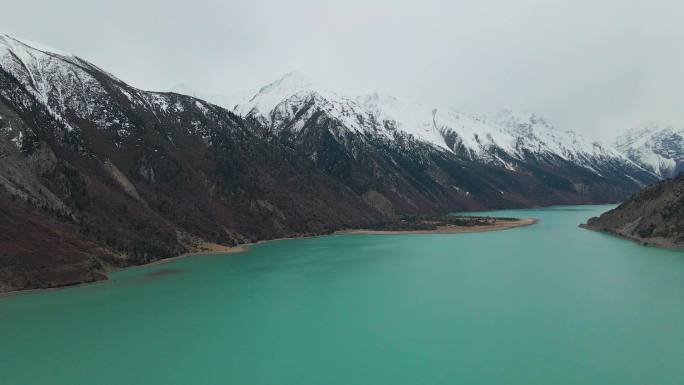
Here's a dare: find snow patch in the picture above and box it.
[195,100,209,115]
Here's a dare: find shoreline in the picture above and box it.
[0,217,538,298]
[0,236,318,298]
[337,218,537,235]
[579,223,684,249]
[112,243,251,273]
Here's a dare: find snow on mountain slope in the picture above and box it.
[0,34,132,131]
[236,71,400,143]
[0,35,214,136]
[358,93,467,152]
[0,34,649,185]
[616,124,684,178]
[359,95,525,163]
[488,109,640,172]
[237,72,647,178]
[0,34,235,151]
[235,71,316,118]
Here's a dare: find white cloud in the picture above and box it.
[3,0,683,138]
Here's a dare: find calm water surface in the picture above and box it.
[2,205,684,384]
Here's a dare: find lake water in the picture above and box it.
[2,205,684,384]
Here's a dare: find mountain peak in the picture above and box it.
[490,108,554,132]
[236,71,335,118]
[249,70,316,101]
[0,34,74,58]
[273,70,314,87]
[617,122,682,148]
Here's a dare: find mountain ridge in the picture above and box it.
[0,35,660,291]
[237,71,652,175]
[0,35,383,291]
[236,71,657,205]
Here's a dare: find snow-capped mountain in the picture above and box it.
[0,35,385,290]
[237,71,654,184]
[359,93,638,174]
[0,35,661,290]
[236,71,396,142]
[615,124,684,178]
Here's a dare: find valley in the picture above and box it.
[0,34,670,292]
[3,2,684,384]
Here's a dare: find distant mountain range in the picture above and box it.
[238,71,630,168]
[615,123,684,178]
[0,35,663,291]
[236,70,656,211]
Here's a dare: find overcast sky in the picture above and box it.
[3,0,683,138]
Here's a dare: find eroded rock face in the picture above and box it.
[583,174,684,247]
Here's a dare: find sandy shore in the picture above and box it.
[337,218,538,235]
[133,242,250,267]
[137,217,538,271]
[115,218,538,274]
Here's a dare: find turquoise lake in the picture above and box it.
[2,205,684,384]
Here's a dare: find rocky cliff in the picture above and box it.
[583,174,684,247]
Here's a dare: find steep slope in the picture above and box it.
[0,36,663,292]
[0,36,382,292]
[237,72,657,215]
[616,124,684,178]
[583,174,684,247]
[361,93,651,182]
